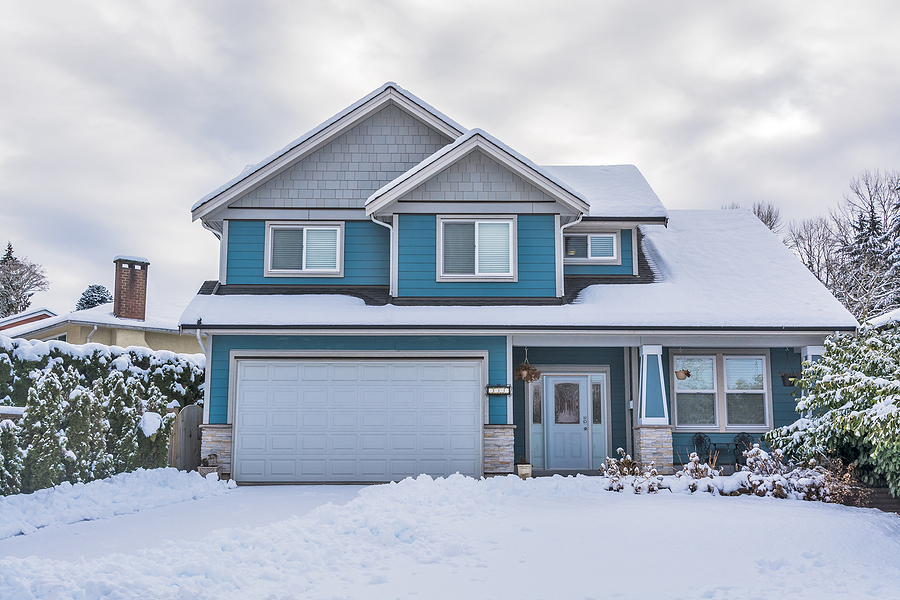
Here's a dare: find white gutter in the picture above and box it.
[556,213,584,298]
[85,325,98,343]
[370,215,395,297]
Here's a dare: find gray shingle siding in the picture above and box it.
[229,104,452,209]
[399,150,556,204]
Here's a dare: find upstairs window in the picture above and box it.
[564,233,618,262]
[439,218,516,280]
[265,222,343,277]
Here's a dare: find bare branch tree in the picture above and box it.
[0,242,50,318]
[751,201,782,234]
[786,217,839,288]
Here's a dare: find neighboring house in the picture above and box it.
[867,307,900,329]
[4,256,201,354]
[182,83,857,483]
[0,308,56,332]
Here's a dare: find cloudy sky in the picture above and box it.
[2,0,900,316]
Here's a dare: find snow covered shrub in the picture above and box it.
[764,327,900,496]
[599,448,660,494]
[20,363,76,492]
[719,445,834,501]
[674,452,721,493]
[0,418,23,495]
[0,334,204,409]
[136,382,176,470]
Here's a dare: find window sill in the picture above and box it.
[436,275,517,283]
[264,271,343,278]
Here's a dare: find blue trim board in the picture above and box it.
[511,346,627,464]
[397,214,557,297]
[564,229,634,276]
[209,334,508,424]
[226,220,389,285]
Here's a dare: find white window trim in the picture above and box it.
[723,355,769,429]
[563,231,621,264]
[436,215,518,282]
[264,221,344,278]
[671,350,772,433]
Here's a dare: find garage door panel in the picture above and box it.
[240,411,268,428]
[272,389,299,406]
[270,434,297,451]
[233,358,483,482]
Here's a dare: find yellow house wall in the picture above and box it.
[9,323,201,354]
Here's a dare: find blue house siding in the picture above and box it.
[511,346,627,463]
[671,348,802,464]
[397,214,557,297]
[209,334,508,424]
[564,229,634,276]
[226,220,389,285]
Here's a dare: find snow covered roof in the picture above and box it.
[180,210,857,330]
[3,301,189,340]
[0,307,56,330]
[540,165,668,220]
[867,307,900,328]
[365,129,589,216]
[192,82,467,217]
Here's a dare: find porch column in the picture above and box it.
[635,345,673,474]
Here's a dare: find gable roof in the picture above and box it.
[365,129,590,217]
[192,83,467,221]
[540,165,668,221]
[0,307,56,331]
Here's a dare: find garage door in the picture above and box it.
[232,358,484,482]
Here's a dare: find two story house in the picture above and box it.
[181,83,857,483]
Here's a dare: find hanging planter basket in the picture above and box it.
[780,373,799,386]
[514,363,542,383]
[675,369,691,381]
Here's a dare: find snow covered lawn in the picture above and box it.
[2,474,900,599]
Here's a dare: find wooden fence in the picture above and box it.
[168,404,203,471]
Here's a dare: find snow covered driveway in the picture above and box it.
[2,474,900,599]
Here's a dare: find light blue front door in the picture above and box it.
[545,377,589,469]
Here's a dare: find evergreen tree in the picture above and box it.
[137,383,174,469]
[63,385,93,483]
[105,371,140,474]
[0,242,50,318]
[75,285,114,311]
[88,376,112,479]
[0,419,23,495]
[21,365,69,492]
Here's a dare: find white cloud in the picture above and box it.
[2,0,900,313]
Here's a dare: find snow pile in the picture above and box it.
[0,468,235,540]
[1,474,899,599]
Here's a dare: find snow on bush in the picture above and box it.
[0,467,235,540]
[0,332,204,409]
[597,448,660,493]
[765,326,900,496]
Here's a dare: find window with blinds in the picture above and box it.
[563,233,618,261]
[266,223,342,275]
[440,219,514,278]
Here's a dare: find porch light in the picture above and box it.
[486,385,511,396]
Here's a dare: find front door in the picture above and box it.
[545,377,590,469]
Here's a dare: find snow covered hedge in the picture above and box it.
[0,334,204,409]
[764,326,900,496]
[0,334,205,496]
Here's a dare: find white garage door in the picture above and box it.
[232,358,484,482]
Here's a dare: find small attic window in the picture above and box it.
[564,233,619,263]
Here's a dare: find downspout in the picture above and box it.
[86,325,98,343]
[556,212,584,299]
[195,328,207,355]
[370,215,395,297]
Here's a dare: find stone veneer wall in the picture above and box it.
[634,426,674,474]
[483,424,516,474]
[200,424,233,475]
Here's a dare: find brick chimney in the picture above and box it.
[113,256,149,321]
